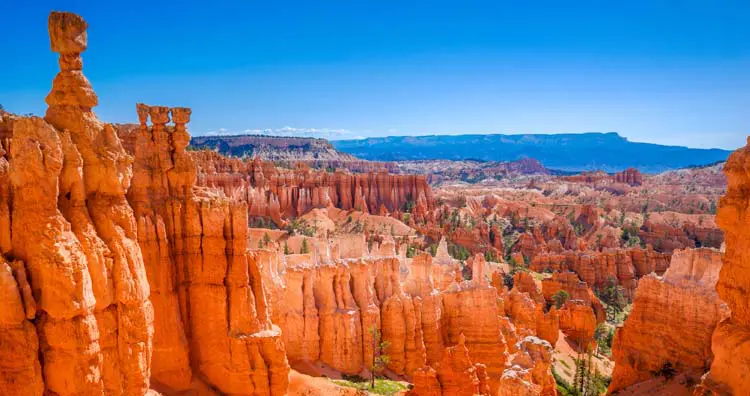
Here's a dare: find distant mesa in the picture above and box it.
[190,134,351,160]
[332,132,732,173]
[189,134,399,173]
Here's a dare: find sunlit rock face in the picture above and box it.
[541,271,606,322]
[530,247,670,300]
[124,103,290,395]
[700,138,750,395]
[182,149,434,227]
[260,243,562,395]
[0,12,153,395]
[609,248,726,392]
[0,10,291,395]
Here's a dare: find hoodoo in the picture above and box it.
[0,12,154,395]
[700,138,750,394]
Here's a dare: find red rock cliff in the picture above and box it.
[184,150,433,226]
[701,137,750,395]
[0,11,291,395]
[0,12,153,395]
[125,104,290,395]
[530,247,670,300]
[609,248,726,392]
[614,168,643,186]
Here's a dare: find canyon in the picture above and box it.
[0,10,746,396]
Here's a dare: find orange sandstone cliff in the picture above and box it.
[530,248,670,300]
[700,138,750,395]
[608,248,726,392]
[0,12,153,395]
[124,104,290,394]
[181,150,433,226]
[0,12,290,395]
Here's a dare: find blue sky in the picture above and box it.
[3,1,749,149]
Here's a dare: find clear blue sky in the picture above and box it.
[3,1,749,149]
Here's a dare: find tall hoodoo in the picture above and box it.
[125,104,290,395]
[1,11,292,395]
[701,137,750,394]
[0,11,154,395]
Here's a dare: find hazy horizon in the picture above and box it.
[199,130,737,151]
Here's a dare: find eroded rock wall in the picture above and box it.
[0,12,153,395]
[125,104,289,395]
[701,138,750,395]
[186,150,433,226]
[608,248,726,392]
[265,247,559,395]
[269,254,430,376]
[530,247,670,299]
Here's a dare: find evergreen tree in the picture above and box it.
[369,327,390,389]
[571,342,601,396]
[552,290,570,309]
[263,232,271,248]
[598,277,627,322]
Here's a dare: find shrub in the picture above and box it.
[656,362,676,380]
[286,218,315,237]
[448,243,470,261]
[406,244,417,258]
[552,290,570,309]
[594,323,614,356]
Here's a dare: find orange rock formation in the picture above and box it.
[561,168,642,186]
[700,138,750,395]
[124,103,290,395]
[497,336,557,396]
[609,248,726,392]
[541,272,606,322]
[0,12,154,395]
[614,168,643,186]
[557,300,597,349]
[180,150,433,226]
[0,12,291,395]
[530,248,670,299]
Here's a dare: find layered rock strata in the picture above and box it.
[541,272,606,322]
[609,248,726,392]
[125,104,289,395]
[181,150,433,226]
[268,251,505,379]
[700,138,750,395]
[0,12,154,395]
[264,245,561,394]
[530,248,670,299]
